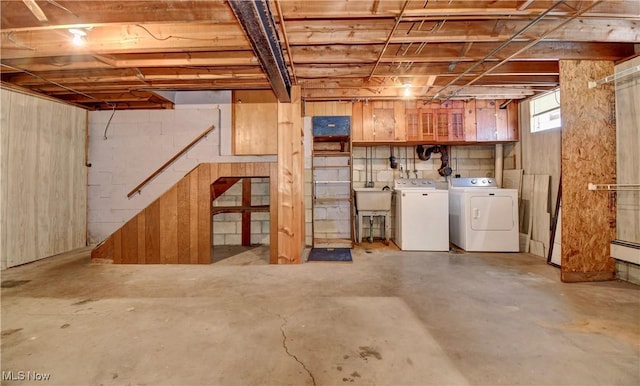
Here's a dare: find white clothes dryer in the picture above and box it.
[449,177,519,252]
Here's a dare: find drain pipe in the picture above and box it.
[495,144,504,188]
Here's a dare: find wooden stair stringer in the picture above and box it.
[91,162,277,264]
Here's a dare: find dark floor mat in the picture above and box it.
[307,248,352,263]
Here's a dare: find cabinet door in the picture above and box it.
[393,101,406,141]
[420,109,436,142]
[476,100,498,141]
[372,101,395,141]
[233,90,278,154]
[496,101,519,141]
[464,100,477,142]
[406,108,421,141]
[450,108,465,141]
[435,109,449,141]
[351,101,364,142]
[362,102,375,142]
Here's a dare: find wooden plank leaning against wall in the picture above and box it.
[560,60,616,282]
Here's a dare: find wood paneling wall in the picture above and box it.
[276,85,304,264]
[559,60,616,282]
[1,88,87,269]
[304,101,353,117]
[233,90,278,155]
[91,162,277,264]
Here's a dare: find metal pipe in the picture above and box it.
[368,0,411,81]
[274,0,297,84]
[432,0,567,100]
[228,0,291,102]
[452,1,603,97]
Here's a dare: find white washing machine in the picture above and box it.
[449,177,519,252]
[394,178,449,251]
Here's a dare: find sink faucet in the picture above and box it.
[413,170,418,179]
[406,169,410,178]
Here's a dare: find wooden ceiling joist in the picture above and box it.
[1,0,637,109]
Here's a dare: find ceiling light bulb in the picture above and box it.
[403,84,412,98]
[69,28,87,46]
[72,34,84,46]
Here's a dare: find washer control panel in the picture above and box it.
[393,178,436,190]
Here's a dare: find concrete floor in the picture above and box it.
[1,244,639,386]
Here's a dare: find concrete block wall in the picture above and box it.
[353,145,496,189]
[352,144,496,241]
[212,178,270,245]
[88,91,276,245]
[312,155,351,241]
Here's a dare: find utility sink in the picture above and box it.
[353,188,392,211]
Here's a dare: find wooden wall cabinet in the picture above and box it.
[474,99,519,142]
[353,98,518,145]
[232,90,278,155]
[352,101,406,142]
[404,101,464,143]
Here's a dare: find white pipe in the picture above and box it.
[495,144,504,188]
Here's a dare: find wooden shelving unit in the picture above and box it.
[311,117,353,249]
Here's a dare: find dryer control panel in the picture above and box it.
[450,177,497,188]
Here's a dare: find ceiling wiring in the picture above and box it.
[0,62,117,140]
[5,31,36,51]
[135,24,218,42]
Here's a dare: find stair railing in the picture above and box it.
[127,124,216,198]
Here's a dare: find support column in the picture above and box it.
[275,85,304,263]
[241,178,251,246]
[495,143,504,187]
[560,60,616,282]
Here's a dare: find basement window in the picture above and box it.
[530,89,561,132]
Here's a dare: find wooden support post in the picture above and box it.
[276,85,304,264]
[242,178,252,246]
[559,60,616,282]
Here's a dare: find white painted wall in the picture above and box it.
[87,91,275,244]
[614,56,640,284]
[615,56,640,245]
[1,89,87,269]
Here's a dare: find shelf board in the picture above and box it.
[313,151,351,157]
[211,205,269,215]
[313,135,350,143]
[312,164,350,169]
[314,197,352,204]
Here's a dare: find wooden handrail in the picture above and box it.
[127,124,215,198]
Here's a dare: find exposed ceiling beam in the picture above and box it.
[290,42,635,64]
[0,23,250,60]
[228,0,291,102]
[22,0,48,22]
